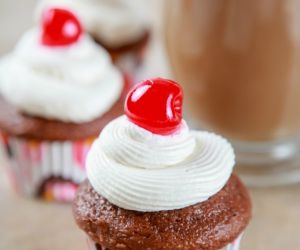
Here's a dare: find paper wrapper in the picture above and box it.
[223,234,242,250]
[86,234,243,250]
[0,133,95,202]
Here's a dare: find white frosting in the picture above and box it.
[0,28,123,123]
[35,0,147,48]
[87,116,235,212]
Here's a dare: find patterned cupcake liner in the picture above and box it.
[86,233,243,250]
[0,133,95,202]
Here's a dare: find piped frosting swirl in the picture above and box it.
[87,115,235,212]
[0,28,123,123]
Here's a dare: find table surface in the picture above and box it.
[1,167,300,250]
[1,1,300,250]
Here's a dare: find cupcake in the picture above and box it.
[73,78,252,249]
[35,0,150,76]
[0,8,128,202]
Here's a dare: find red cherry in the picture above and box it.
[41,8,82,46]
[125,78,183,135]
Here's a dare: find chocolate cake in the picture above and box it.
[73,175,251,250]
[0,92,124,141]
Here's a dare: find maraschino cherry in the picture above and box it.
[125,78,183,135]
[41,8,82,46]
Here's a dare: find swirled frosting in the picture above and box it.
[35,0,147,48]
[87,116,235,212]
[0,28,123,123]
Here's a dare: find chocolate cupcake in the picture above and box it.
[35,0,150,76]
[0,8,128,202]
[73,78,252,249]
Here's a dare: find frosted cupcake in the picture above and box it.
[35,0,150,75]
[73,78,252,249]
[0,8,128,202]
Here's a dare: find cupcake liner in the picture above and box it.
[86,233,243,250]
[0,133,95,202]
[224,234,243,250]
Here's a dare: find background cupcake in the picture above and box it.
[73,78,252,249]
[0,8,127,202]
[35,0,150,78]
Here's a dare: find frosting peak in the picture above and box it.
[100,116,196,169]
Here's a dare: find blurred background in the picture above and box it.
[1,0,300,250]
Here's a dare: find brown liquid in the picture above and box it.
[164,0,300,141]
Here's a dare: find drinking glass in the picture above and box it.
[164,0,300,186]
